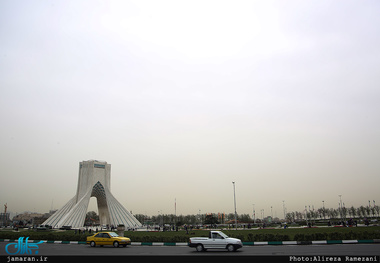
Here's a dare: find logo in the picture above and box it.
[5,237,43,255]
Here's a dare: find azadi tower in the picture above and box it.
[43,160,141,228]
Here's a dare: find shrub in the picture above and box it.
[1,227,380,243]
[314,232,328,240]
[328,232,342,241]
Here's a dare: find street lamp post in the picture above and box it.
[198,209,201,225]
[232,182,237,230]
[271,206,273,220]
[158,210,163,229]
[305,206,308,224]
[252,204,255,224]
[322,200,325,220]
[339,195,343,220]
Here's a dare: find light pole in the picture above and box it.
[175,198,176,225]
[369,200,371,218]
[339,195,342,220]
[374,201,377,218]
[252,204,255,224]
[198,209,201,225]
[305,206,308,224]
[158,210,162,228]
[322,200,325,220]
[271,206,273,220]
[232,182,237,230]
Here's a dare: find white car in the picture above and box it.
[188,231,243,252]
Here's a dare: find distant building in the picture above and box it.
[12,212,44,222]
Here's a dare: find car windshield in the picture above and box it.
[219,232,229,238]
[108,232,119,237]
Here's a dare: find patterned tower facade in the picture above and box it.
[43,160,141,228]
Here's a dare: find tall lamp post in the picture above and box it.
[339,195,342,220]
[159,210,164,229]
[232,182,237,230]
[198,209,202,225]
[322,200,325,220]
[252,204,255,224]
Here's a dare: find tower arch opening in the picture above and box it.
[91,181,111,225]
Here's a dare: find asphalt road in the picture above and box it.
[1,242,379,256]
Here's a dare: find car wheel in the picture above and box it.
[90,241,96,247]
[113,241,119,248]
[227,244,235,252]
[196,244,204,252]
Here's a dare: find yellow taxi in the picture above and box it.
[86,232,131,248]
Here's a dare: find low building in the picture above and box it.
[12,212,47,227]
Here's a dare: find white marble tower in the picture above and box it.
[43,160,141,228]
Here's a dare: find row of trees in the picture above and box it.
[133,205,380,226]
[134,213,253,226]
[286,205,380,223]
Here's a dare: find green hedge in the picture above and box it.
[1,227,380,242]
[294,231,380,242]
[126,231,380,242]
[0,231,90,242]
[126,235,188,243]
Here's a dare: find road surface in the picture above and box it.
[1,243,379,263]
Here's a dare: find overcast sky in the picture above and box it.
[1,0,379,218]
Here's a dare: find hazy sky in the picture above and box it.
[1,0,379,219]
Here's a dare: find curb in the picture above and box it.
[1,239,379,246]
[242,239,380,245]
[0,239,87,244]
